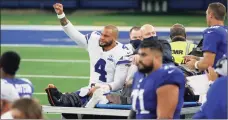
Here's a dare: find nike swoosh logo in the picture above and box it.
[168,69,175,74]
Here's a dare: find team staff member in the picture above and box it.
[170,24,195,64]
[133,24,173,64]
[185,2,227,71]
[130,40,185,119]
[127,26,143,52]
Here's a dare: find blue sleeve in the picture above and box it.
[193,77,227,119]
[202,31,221,53]
[159,69,185,88]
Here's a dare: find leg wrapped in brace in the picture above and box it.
[45,87,83,107]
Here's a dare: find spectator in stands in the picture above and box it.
[193,57,227,119]
[1,80,20,119]
[0,51,34,98]
[10,98,43,119]
[185,2,227,71]
[140,24,173,64]
[170,23,196,64]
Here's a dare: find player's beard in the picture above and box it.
[99,40,113,48]
[138,61,154,74]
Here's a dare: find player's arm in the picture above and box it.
[156,84,179,119]
[108,63,130,91]
[196,52,215,70]
[53,3,88,48]
[125,64,138,86]
[156,68,185,119]
[195,31,219,70]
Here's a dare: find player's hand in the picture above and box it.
[125,80,133,87]
[206,66,218,81]
[185,59,197,70]
[132,54,140,66]
[88,86,100,96]
[183,55,199,63]
[106,94,121,104]
[53,3,63,15]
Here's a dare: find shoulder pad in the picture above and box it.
[20,78,32,85]
[116,55,132,65]
[163,64,176,70]
[205,26,221,32]
[92,31,101,36]
[209,26,220,29]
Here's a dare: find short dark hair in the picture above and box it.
[170,23,186,39]
[129,26,141,34]
[172,36,186,42]
[208,2,226,21]
[139,39,163,54]
[0,51,21,75]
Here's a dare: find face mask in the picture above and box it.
[143,36,158,41]
[130,40,141,49]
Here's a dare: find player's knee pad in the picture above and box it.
[64,92,83,107]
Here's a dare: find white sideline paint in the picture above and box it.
[22,59,89,63]
[17,74,89,79]
[1,25,206,32]
[1,44,81,48]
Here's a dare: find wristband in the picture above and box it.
[195,61,199,69]
[57,13,65,19]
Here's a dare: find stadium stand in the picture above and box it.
[1,0,226,11]
[0,0,78,9]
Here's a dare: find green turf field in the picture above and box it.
[1,10,208,27]
[1,46,90,119]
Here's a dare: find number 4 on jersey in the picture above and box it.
[95,59,107,82]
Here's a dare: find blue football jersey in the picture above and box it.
[193,76,227,119]
[131,64,186,119]
[202,25,228,67]
[2,78,34,98]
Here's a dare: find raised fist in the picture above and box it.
[53,3,63,15]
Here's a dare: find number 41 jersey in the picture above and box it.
[85,31,132,90]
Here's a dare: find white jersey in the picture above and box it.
[63,21,133,91]
[1,78,34,98]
